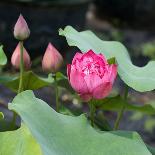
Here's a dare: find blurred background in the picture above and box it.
[0,0,155,147]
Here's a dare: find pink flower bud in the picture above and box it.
[67,50,117,102]
[11,43,31,70]
[42,43,63,73]
[14,14,30,41]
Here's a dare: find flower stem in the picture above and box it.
[54,75,60,112]
[89,100,95,127]
[18,41,24,93]
[114,85,128,130]
[11,41,24,129]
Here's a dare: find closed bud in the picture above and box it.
[42,43,63,73]
[67,50,117,102]
[11,43,31,70]
[14,14,30,41]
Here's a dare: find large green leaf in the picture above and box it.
[8,90,151,155]
[59,26,155,92]
[0,124,42,155]
[0,46,7,66]
[1,71,53,93]
[1,71,72,93]
[95,96,155,115]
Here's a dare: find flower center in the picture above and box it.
[82,60,105,77]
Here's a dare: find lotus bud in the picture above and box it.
[11,43,31,70]
[14,14,30,41]
[42,43,63,73]
[67,50,117,102]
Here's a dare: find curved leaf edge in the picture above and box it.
[8,90,152,155]
[59,26,155,92]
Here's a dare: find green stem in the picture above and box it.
[18,41,24,93]
[89,100,95,127]
[54,75,60,112]
[11,41,24,129]
[114,85,128,130]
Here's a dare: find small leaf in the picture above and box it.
[0,112,4,120]
[0,45,7,66]
[107,57,116,65]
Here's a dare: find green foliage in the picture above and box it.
[0,124,42,155]
[141,41,155,59]
[95,96,155,115]
[130,112,155,133]
[59,26,155,92]
[144,118,155,133]
[130,112,144,121]
[2,90,150,155]
[2,71,53,93]
[94,112,112,131]
[147,145,155,155]
[0,120,14,132]
[0,71,71,93]
[0,46,7,66]
[0,112,4,120]
[55,72,74,93]
[107,57,116,64]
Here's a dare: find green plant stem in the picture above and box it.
[11,41,24,129]
[114,85,128,130]
[18,41,24,94]
[54,75,60,112]
[89,100,95,127]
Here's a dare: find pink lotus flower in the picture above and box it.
[14,14,30,41]
[11,43,31,70]
[67,50,117,102]
[42,43,63,73]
